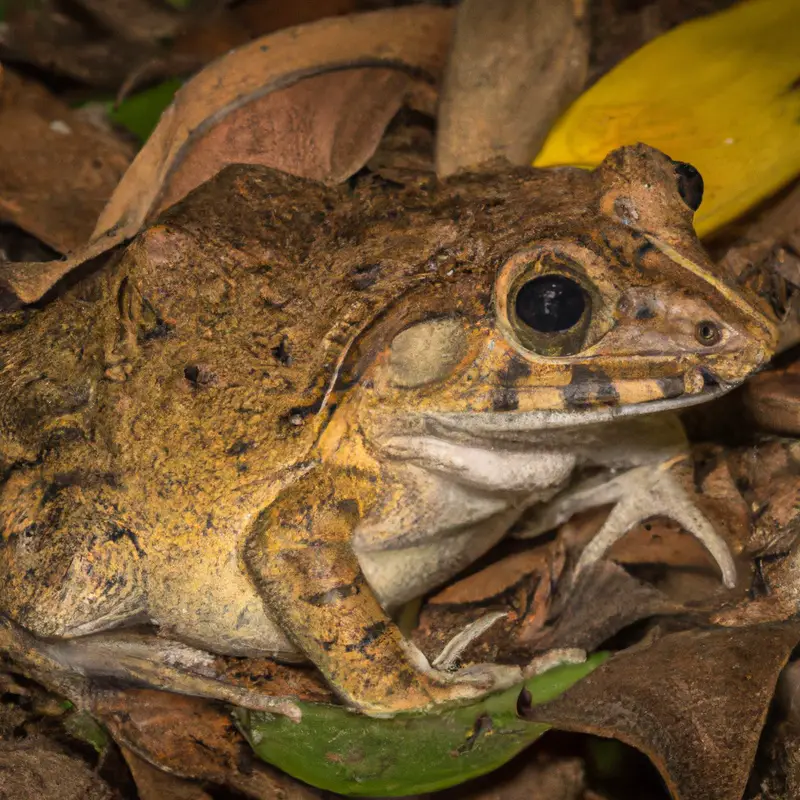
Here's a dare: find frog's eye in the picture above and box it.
[515,275,586,333]
[507,269,594,357]
[674,161,704,211]
[497,247,607,358]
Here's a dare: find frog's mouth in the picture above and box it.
[422,383,730,438]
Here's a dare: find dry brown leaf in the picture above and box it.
[527,560,680,654]
[156,68,420,212]
[94,689,320,799]
[754,659,800,799]
[127,0,362,96]
[743,358,800,436]
[0,0,186,88]
[436,0,589,176]
[0,7,454,308]
[234,0,356,31]
[523,624,800,800]
[413,544,561,665]
[0,739,115,800]
[0,67,134,254]
[75,0,186,44]
[120,747,212,800]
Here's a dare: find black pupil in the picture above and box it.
[674,161,704,211]
[515,275,586,333]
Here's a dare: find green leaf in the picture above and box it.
[107,79,183,142]
[236,652,609,796]
[63,711,110,755]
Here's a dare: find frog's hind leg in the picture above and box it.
[0,616,300,719]
[0,471,148,638]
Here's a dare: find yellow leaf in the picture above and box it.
[534,0,800,236]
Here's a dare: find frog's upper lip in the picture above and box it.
[421,385,730,436]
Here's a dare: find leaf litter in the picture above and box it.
[1,1,800,799]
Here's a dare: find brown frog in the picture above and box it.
[0,144,778,718]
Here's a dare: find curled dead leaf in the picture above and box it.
[0,7,454,308]
[523,624,800,800]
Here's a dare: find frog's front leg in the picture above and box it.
[572,458,737,587]
[244,467,521,716]
[520,459,736,588]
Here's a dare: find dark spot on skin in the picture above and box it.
[635,305,655,320]
[499,356,532,383]
[785,75,800,93]
[225,439,254,456]
[43,426,86,449]
[304,581,362,607]
[106,522,145,557]
[563,365,620,409]
[337,499,359,518]
[351,263,382,291]
[493,356,529,410]
[141,319,174,341]
[655,376,685,399]
[492,387,519,412]
[282,397,324,426]
[184,365,217,387]
[272,335,293,366]
[41,471,119,504]
[344,621,388,654]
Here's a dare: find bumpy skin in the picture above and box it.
[0,145,778,715]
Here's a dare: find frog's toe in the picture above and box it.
[422,662,524,705]
[573,463,736,588]
[522,648,586,678]
[431,611,509,671]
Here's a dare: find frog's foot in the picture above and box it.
[0,616,301,720]
[573,461,737,588]
[421,615,585,702]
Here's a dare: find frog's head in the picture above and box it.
[359,144,778,429]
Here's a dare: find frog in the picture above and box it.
[0,143,778,718]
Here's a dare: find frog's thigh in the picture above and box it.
[0,476,146,638]
[145,549,296,658]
